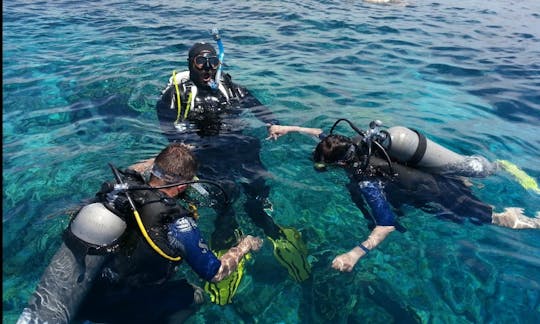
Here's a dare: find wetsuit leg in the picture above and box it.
[211,205,242,251]
[19,241,109,324]
[76,279,195,324]
[426,177,493,224]
[439,181,493,224]
[242,176,282,239]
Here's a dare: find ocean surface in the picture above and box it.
[3,0,540,323]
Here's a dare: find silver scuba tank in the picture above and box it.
[384,126,495,177]
[17,203,126,324]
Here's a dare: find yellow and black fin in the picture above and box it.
[204,250,249,305]
[268,226,311,282]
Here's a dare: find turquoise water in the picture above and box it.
[3,0,540,323]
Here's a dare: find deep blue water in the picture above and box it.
[3,0,540,323]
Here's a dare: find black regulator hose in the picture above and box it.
[329,118,367,137]
[328,118,396,176]
[127,179,231,205]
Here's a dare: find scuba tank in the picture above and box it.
[18,202,126,324]
[327,119,496,178]
[383,126,495,177]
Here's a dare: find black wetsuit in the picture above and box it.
[76,172,196,323]
[346,156,493,228]
[156,72,282,248]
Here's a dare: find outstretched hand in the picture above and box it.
[266,124,323,140]
[331,249,364,272]
[266,125,291,140]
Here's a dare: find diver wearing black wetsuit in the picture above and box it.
[155,41,311,285]
[267,121,539,273]
[19,171,204,324]
[157,42,280,240]
[76,169,202,323]
[18,144,262,323]
[345,155,494,227]
[315,133,494,230]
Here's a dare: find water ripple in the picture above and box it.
[3,0,540,323]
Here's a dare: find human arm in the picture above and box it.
[167,217,262,282]
[266,124,324,140]
[332,225,395,272]
[332,179,400,272]
[211,235,263,282]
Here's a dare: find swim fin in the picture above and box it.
[498,160,540,194]
[204,249,249,305]
[268,226,311,282]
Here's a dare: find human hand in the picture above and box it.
[331,248,364,272]
[241,235,263,252]
[266,125,291,140]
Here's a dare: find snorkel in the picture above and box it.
[209,27,224,91]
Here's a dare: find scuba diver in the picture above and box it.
[155,29,311,302]
[267,121,540,272]
[17,143,263,324]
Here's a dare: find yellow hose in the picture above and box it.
[133,209,181,261]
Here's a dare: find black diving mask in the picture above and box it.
[193,54,220,70]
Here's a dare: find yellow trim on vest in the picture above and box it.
[172,70,182,125]
[184,89,193,120]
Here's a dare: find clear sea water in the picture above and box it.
[3,0,540,323]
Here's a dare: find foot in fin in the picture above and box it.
[268,226,311,282]
[204,249,249,305]
[497,160,540,194]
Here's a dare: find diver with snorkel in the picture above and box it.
[155,29,311,304]
[267,119,540,272]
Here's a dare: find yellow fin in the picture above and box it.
[268,226,311,282]
[204,250,248,305]
[497,160,540,194]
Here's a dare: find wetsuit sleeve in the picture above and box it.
[358,180,396,226]
[167,217,221,281]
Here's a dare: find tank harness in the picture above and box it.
[321,118,396,178]
[105,164,230,261]
[166,70,236,128]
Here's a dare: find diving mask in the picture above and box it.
[193,54,220,70]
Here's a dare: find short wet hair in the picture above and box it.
[153,143,198,182]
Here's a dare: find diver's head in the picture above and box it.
[188,42,220,88]
[313,134,357,171]
[151,143,199,197]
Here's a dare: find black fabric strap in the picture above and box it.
[408,129,427,166]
